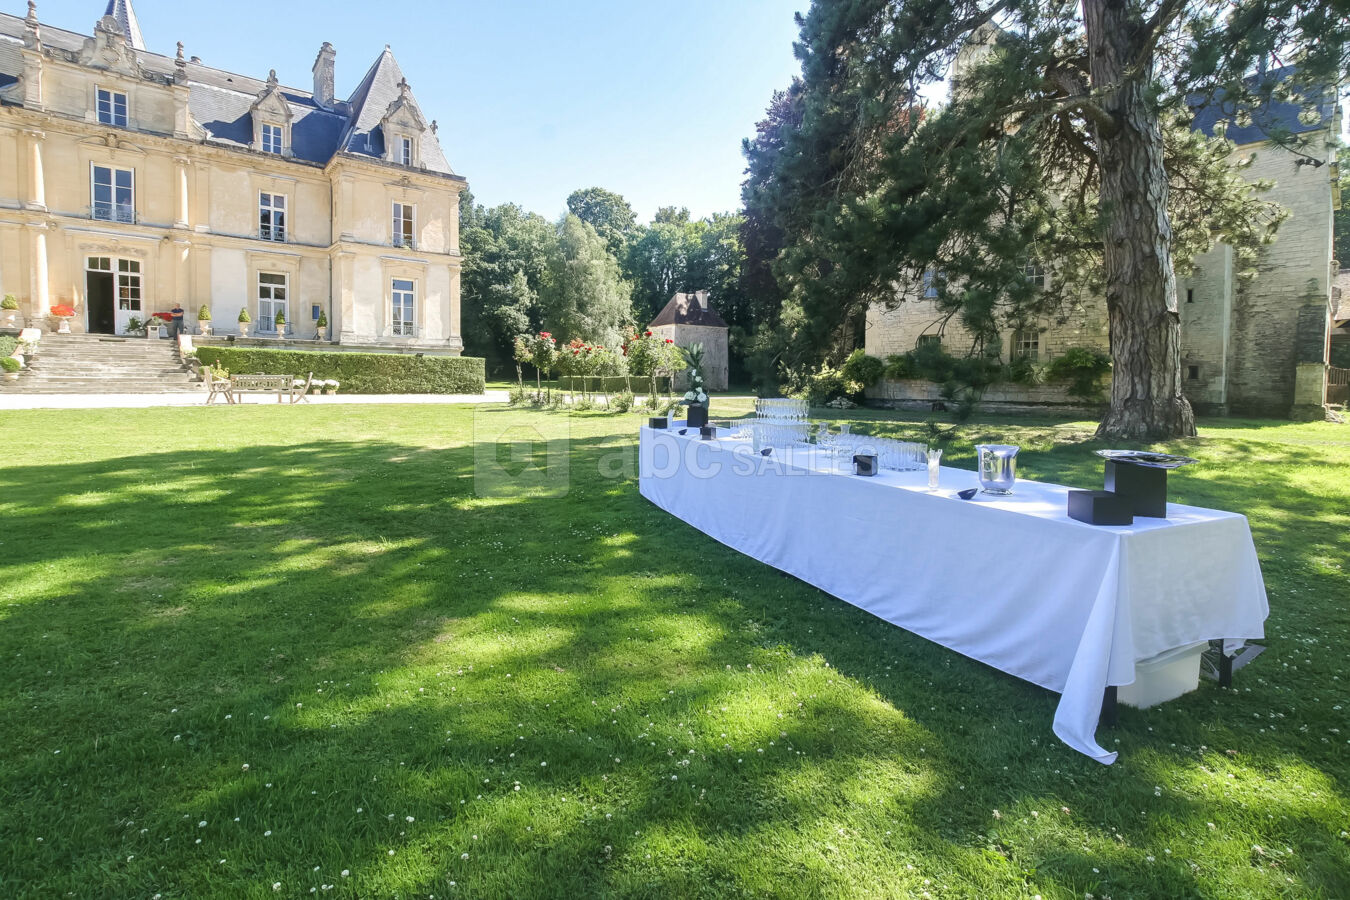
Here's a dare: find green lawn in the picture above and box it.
[1,404,1347,899]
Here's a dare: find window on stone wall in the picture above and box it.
[91,164,135,222]
[398,136,414,167]
[96,87,128,127]
[392,203,416,249]
[391,279,416,336]
[916,334,941,349]
[922,269,940,299]
[261,123,284,155]
[1186,288,1195,304]
[1187,365,1200,381]
[1013,329,1040,361]
[1020,259,1047,290]
[259,192,287,242]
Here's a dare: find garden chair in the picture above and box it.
[290,372,314,404]
[204,367,234,405]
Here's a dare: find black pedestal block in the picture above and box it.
[854,454,878,476]
[700,425,717,440]
[648,417,668,429]
[1104,460,1168,518]
[686,405,709,429]
[1068,489,1135,526]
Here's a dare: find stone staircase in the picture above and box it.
[0,333,203,394]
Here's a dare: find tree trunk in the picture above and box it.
[1083,0,1196,441]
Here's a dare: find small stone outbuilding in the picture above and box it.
[649,290,729,391]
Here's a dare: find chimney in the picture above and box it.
[312,42,336,110]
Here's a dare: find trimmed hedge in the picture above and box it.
[557,375,672,393]
[194,347,485,394]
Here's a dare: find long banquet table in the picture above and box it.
[638,425,1269,764]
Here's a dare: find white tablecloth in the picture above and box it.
[639,427,1268,764]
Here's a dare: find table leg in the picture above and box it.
[1100,686,1118,728]
[1219,647,1233,688]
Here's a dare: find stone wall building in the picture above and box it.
[649,290,729,391]
[865,72,1342,418]
[0,1,468,352]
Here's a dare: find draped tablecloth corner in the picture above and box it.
[638,426,1269,764]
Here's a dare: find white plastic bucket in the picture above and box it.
[1118,641,1210,709]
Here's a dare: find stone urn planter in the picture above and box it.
[239,322,250,338]
[199,320,212,336]
[50,305,76,334]
[315,325,327,342]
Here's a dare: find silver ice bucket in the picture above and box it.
[976,444,1019,494]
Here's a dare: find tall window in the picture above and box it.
[398,136,413,166]
[392,203,415,248]
[261,123,284,155]
[91,165,134,222]
[258,272,288,333]
[259,192,287,242]
[922,269,940,299]
[117,259,142,312]
[96,88,128,127]
[391,279,415,336]
[1020,259,1047,290]
[1014,329,1040,361]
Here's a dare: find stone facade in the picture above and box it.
[0,2,467,352]
[648,290,730,391]
[865,104,1341,418]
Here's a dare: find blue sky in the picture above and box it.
[33,0,806,223]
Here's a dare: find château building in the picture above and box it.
[0,0,467,351]
[865,56,1343,418]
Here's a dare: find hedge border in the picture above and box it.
[195,347,485,395]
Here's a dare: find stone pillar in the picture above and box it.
[447,262,462,353]
[23,130,46,211]
[335,251,356,343]
[1291,303,1331,420]
[29,223,49,322]
[174,158,191,229]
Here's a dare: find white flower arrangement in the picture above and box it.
[325,379,340,388]
[292,378,307,387]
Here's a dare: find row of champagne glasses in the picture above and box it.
[755,398,810,422]
[821,433,928,471]
[751,421,811,450]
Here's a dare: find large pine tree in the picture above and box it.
[748,0,1345,438]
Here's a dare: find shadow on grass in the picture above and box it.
[0,409,1346,898]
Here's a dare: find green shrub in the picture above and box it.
[611,390,635,412]
[1046,347,1112,401]
[883,354,915,379]
[238,308,252,324]
[1,355,21,373]
[197,305,211,321]
[193,348,486,394]
[0,336,18,358]
[839,349,885,394]
[1,294,18,311]
[790,365,847,407]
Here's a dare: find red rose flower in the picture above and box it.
[665,338,674,343]
[50,305,76,318]
[644,330,652,337]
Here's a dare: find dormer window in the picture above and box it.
[261,123,284,155]
[398,136,414,167]
[97,87,128,127]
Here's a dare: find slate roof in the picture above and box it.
[650,292,728,329]
[0,8,456,177]
[1188,65,1338,146]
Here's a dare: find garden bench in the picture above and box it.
[203,367,234,405]
[231,373,311,404]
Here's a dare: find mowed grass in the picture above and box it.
[0,403,1347,899]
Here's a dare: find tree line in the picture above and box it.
[459,188,756,381]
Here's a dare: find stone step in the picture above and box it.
[9,335,199,395]
[2,380,202,390]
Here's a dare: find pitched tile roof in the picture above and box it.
[103,0,143,51]
[0,9,456,177]
[649,292,728,329]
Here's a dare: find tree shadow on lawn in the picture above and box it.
[0,423,1346,898]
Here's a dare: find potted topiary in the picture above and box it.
[274,309,287,338]
[323,379,340,395]
[315,309,328,342]
[1,294,18,328]
[197,304,212,336]
[238,307,252,338]
[1,355,21,382]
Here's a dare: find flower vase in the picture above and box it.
[55,316,72,335]
[687,405,709,428]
